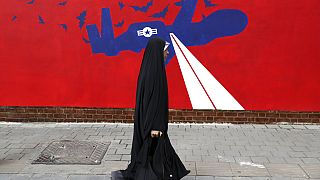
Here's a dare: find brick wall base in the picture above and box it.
[0,106,319,124]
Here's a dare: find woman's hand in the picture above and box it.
[151,130,163,137]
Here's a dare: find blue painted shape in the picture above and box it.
[59,24,68,31]
[12,16,17,21]
[202,14,206,20]
[151,5,169,18]
[174,0,184,7]
[77,11,87,29]
[38,15,45,24]
[83,37,90,44]
[130,0,153,12]
[118,1,125,10]
[204,0,216,7]
[114,20,124,27]
[86,0,248,65]
[27,0,35,5]
[58,1,67,6]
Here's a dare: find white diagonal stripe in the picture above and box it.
[170,33,214,109]
[170,33,244,110]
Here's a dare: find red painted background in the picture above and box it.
[0,0,319,111]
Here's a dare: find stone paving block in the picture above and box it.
[270,176,291,180]
[290,146,309,152]
[20,143,39,149]
[292,125,307,129]
[270,151,288,157]
[215,145,231,151]
[223,150,240,157]
[252,125,267,129]
[284,157,303,164]
[265,164,308,178]
[186,155,202,162]
[105,154,122,161]
[300,164,320,179]
[6,144,23,149]
[249,141,265,146]
[265,125,280,129]
[0,160,27,173]
[254,151,272,157]
[266,157,286,164]
[239,125,254,129]
[8,174,32,180]
[4,153,24,160]
[232,177,256,180]
[114,135,132,140]
[279,125,294,129]
[0,174,12,180]
[304,125,320,130]
[67,174,107,180]
[195,176,214,180]
[182,176,196,180]
[301,157,320,164]
[247,177,271,180]
[234,156,252,163]
[218,156,235,163]
[106,148,117,155]
[305,152,320,158]
[214,177,233,180]
[30,173,54,180]
[120,154,130,161]
[230,146,246,151]
[245,146,261,151]
[235,141,251,146]
[288,151,306,158]
[196,162,233,176]
[239,151,257,157]
[193,149,209,156]
[230,162,269,177]
[0,142,10,149]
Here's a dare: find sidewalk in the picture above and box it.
[0,122,319,180]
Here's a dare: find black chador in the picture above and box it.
[112,37,190,180]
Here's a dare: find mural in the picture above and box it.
[86,0,247,110]
[0,0,319,111]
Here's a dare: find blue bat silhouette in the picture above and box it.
[130,0,153,13]
[151,5,169,18]
[59,24,68,31]
[38,15,45,24]
[77,11,87,29]
[114,20,124,27]
[118,1,125,10]
[12,16,17,21]
[174,0,184,7]
[58,1,67,6]
[83,37,90,44]
[204,0,216,7]
[27,0,35,4]
[202,14,206,20]
[86,0,248,65]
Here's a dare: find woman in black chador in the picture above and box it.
[111,37,190,180]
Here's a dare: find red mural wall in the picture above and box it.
[0,0,319,111]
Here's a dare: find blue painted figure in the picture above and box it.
[86,0,248,65]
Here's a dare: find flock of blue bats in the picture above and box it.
[13,0,248,65]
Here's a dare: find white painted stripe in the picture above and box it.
[170,33,244,110]
[170,33,214,109]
